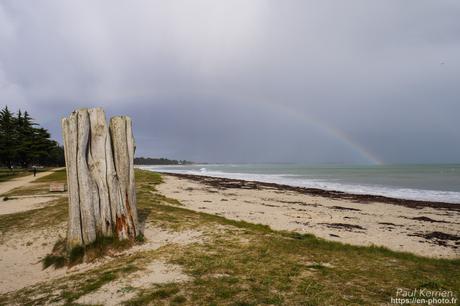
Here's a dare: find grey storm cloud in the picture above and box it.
[0,0,459,164]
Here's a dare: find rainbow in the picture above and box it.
[269,102,384,165]
[314,120,384,165]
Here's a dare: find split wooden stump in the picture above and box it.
[62,108,140,250]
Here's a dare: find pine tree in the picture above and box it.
[15,110,35,167]
[0,106,18,168]
[0,106,65,167]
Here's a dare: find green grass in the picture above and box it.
[0,197,67,235]
[42,235,140,269]
[35,168,66,183]
[0,168,29,182]
[2,168,65,197]
[59,269,124,303]
[125,284,182,306]
[3,183,51,196]
[0,168,458,306]
[0,167,55,183]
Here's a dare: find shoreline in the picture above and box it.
[156,172,460,258]
[1,169,459,304]
[159,172,460,211]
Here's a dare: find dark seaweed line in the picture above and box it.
[161,172,460,212]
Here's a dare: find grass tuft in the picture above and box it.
[125,284,181,306]
[69,245,85,265]
[43,235,144,269]
[135,233,145,243]
[42,255,66,269]
[171,294,187,304]
[418,280,446,290]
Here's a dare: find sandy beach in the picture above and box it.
[0,170,203,296]
[0,169,459,305]
[157,173,460,258]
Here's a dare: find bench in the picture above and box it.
[49,183,66,192]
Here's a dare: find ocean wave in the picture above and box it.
[138,166,460,204]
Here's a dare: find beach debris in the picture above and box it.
[320,223,366,232]
[162,173,460,211]
[409,231,460,248]
[62,108,140,250]
[330,206,361,211]
[411,216,450,223]
[378,222,403,227]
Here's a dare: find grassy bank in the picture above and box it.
[0,167,57,183]
[2,168,66,197]
[0,169,458,305]
[0,168,29,183]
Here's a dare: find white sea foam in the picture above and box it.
[138,165,460,204]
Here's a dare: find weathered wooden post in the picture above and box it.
[62,108,139,250]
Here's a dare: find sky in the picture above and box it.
[0,0,459,164]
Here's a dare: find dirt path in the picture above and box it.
[0,168,64,216]
[0,169,61,196]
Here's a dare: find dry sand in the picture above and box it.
[0,196,62,215]
[0,223,202,294]
[0,169,203,296]
[76,260,190,306]
[0,228,68,294]
[157,174,460,258]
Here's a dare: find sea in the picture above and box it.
[138,164,460,204]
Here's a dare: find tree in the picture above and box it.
[0,106,18,168]
[15,110,35,167]
[44,142,65,166]
[62,108,140,249]
[29,127,53,165]
[0,106,65,167]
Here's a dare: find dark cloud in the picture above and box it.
[1,0,459,164]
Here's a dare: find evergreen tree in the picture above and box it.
[0,106,18,168]
[0,106,65,167]
[15,110,35,167]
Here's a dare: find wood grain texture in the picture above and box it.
[62,108,139,249]
[110,116,139,239]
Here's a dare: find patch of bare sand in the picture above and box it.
[157,174,460,258]
[76,261,190,306]
[121,226,203,256]
[0,196,60,215]
[0,227,67,294]
[0,224,202,294]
